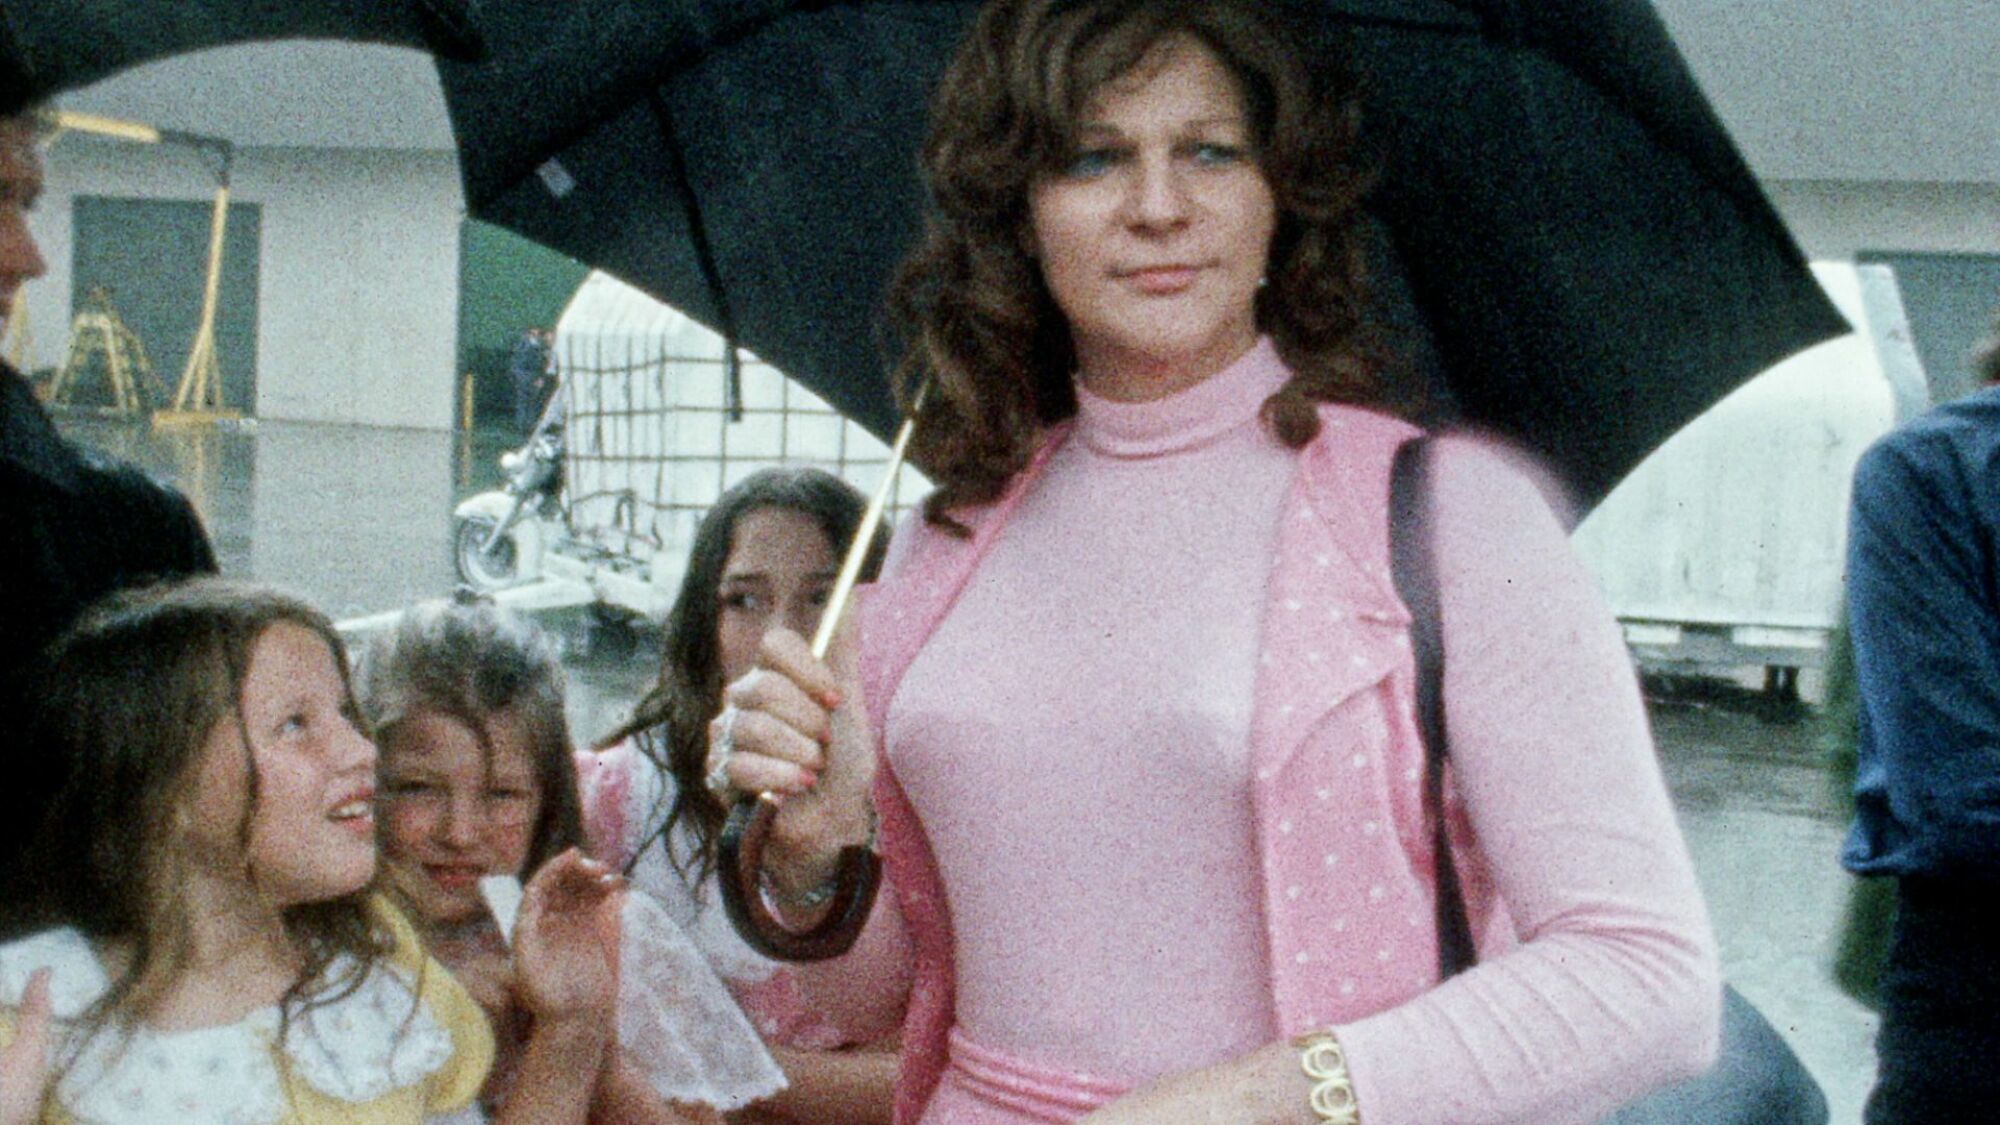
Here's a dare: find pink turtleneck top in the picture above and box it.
[854,339,1717,1122]
[889,341,1295,1089]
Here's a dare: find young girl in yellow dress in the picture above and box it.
[0,579,622,1125]
[358,597,779,1121]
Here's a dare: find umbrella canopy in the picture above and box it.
[0,0,1848,506]
[0,1,482,106]
[443,0,1846,506]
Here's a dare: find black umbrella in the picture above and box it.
[0,0,483,105]
[0,0,1845,504]
[437,0,1848,507]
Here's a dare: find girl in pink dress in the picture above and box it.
[708,2,1721,1122]
[580,468,898,1124]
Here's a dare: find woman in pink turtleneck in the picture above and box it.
[704,1,1721,1122]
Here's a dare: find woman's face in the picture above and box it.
[715,506,840,686]
[184,622,379,907]
[1028,35,1276,401]
[376,708,543,926]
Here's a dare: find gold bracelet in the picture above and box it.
[1293,1031,1360,1125]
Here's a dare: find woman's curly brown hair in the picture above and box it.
[888,0,1389,527]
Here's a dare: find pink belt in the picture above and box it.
[940,1028,1129,1122]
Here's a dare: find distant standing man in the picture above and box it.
[510,325,554,434]
[1844,311,2000,1122]
[0,110,216,892]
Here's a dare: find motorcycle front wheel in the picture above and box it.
[454,515,520,590]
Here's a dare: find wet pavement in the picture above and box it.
[57,414,514,620]
[1651,691,1876,1123]
[55,413,1878,1123]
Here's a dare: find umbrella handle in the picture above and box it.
[715,388,924,961]
[717,793,882,962]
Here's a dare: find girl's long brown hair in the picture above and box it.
[889,0,1392,527]
[10,579,387,1045]
[599,467,886,883]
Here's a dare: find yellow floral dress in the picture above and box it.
[0,900,493,1124]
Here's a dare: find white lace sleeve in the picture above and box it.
[479,867,786,1111]
[623,766,784,986]
[424,1107,488,1125]
[616,889,787,1110]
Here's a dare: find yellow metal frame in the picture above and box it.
[48,288,158,417]
[2,299,29,372]
[49,111,242,428]
[154,182,240,427]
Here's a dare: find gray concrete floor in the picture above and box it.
[1651,693,1877,1123]
[56,414,1877,1123]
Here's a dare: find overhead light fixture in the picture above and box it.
[50,110,162,145]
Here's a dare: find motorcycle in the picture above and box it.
[453,386,566,591]
[448,277,928,624]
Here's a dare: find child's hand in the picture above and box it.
[452,948,518,1022]
[0,968,54,1125]
[512,849,623,1028]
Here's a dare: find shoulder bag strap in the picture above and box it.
[1388,437,1478,980]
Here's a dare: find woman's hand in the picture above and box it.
[0,969,54,1125]
[708,627,877,888]
[740,1041,900,1125]
[1076,1041,1307,1125]
[512,849,624,1027]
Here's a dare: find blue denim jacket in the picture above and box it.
[1844,386,2000,881]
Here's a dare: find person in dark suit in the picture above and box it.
[509,325,554,435]
[0,110,217,902]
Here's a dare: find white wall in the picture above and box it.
[1654,0,2000,188]
[22,134,462,429]
[1574,264,1897,639]
[249,147,461,429]
[1767,179,2000,258]
[248,421,457,620]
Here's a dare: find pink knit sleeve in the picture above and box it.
[781,882,913,1045]
[1334,436,1721,1124]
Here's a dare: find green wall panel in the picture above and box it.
[457,219,587,425]
[70,195,261,413]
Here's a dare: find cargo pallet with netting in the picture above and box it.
[452,271,929,623]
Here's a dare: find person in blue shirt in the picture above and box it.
[509,326,553,435]
[1844,310,2000,1122]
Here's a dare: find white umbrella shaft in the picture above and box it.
[810,386,924,660]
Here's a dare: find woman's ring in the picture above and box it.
[705,706,740,797]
